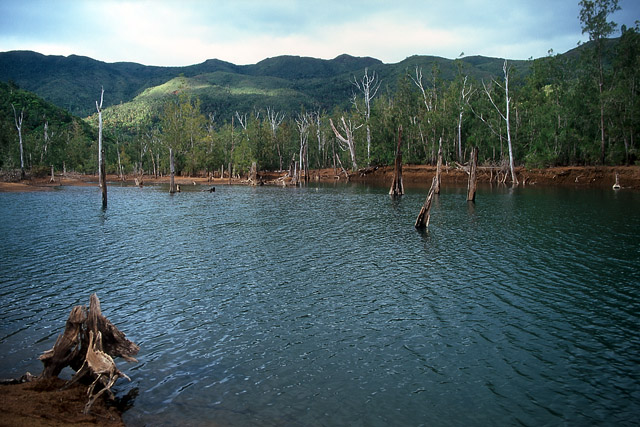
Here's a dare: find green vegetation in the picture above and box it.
[0,2,637,179]
[0,81,96,174]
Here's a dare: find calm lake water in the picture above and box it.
[0,182,638,426]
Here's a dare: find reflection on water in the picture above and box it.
[1,183,639,426]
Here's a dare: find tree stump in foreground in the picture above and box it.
[415,176,438,229]
[39,293,139,414]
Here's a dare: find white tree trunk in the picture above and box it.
[353,68,380,166]
[169,147,176,194]
[96,87,107,208]
[503,61,518,185]
[267,107,285,170]
[481,60,518,185]
[329,117,359,171]
[12,104,25,179]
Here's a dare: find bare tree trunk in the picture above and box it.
[389,125,404,196]
[481,60,518,185]
[457,111,463,161]
[96,88,107,208]
[415,176,438,229]
[467,147,478,202]
[329,117,360,170]
[11,104,25,180]
[249,161,258,185]
[267,107,285,171]
[435,137,443,194]
[50,165,55,183]
[169,147,176,194]
[503,62,517,185]
[353,68,380,166]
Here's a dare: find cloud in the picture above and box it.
[1,0,638,66]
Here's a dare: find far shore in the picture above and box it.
[1,165,639,192]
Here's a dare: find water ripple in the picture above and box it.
[0,185,639,426]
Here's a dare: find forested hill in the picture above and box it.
[0,50,527,117]
[0,32,635,176]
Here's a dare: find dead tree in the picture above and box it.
[96,87,107,208]
[482,60,518,185]
[467,147,478,202]
[352,68,381,165]
[169,147,176,194]
[329,116,361,170]
[456,76,474,161]
[435,137,443,194]
[41,119,51,164]
[415,176,438,229]
[295,113,311,183]
[11,104,25,180]
[39,294,138,413]
[266,107,285,170]
[81,331,130,414]
[249,161,258,185]
[389,125,404,196]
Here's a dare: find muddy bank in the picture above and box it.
[1,165,639,192]
[345,165,640,190]
[0,377,125,426]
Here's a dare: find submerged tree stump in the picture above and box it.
[39,294,139,414]
[389,125,404,196]
[415,176,438,229]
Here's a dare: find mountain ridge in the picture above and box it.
[0,49,534,117]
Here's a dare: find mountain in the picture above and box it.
[0,50,530,118]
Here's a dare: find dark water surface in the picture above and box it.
[1,183,638,426]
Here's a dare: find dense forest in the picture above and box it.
[1,2,638,181]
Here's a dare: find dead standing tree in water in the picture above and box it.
[96,87,107,208]
[435,137,443,194]
[415,176,438,229]
[39,293,139,414]
[389,125,404,196]
[467,147,478,202]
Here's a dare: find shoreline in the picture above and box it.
[1,165,639,192]
[0,377,125,426]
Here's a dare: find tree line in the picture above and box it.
[2,1,637,181]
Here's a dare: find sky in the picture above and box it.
[1,0,638,67]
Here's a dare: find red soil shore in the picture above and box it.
[1,165,638,192]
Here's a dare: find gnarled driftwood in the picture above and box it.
[39,293,139,413]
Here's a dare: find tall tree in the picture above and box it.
[96,87,107,208]
[352,68,381,165]
[11,104,25,179]
[579,0,620,164]
[329,116,361,171]
[480,60,518,184]
[612,24,639,163]
[295,112,311,183]
[266,107,285,170]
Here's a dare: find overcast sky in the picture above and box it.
[1,0,638,66]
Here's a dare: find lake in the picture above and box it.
[0,182,638,426]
